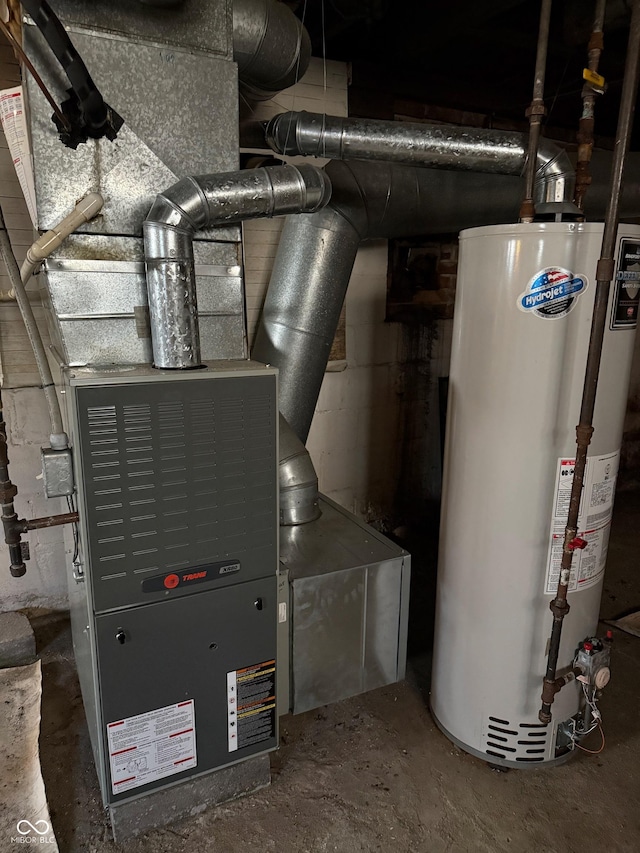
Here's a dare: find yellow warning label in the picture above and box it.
[227,660,276,752]
[583,68,605,88]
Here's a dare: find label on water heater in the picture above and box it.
[611,239,640,330]
[517,266,588,318]
[544,451,619,594]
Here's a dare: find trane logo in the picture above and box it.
[143,561,241,593]
[183,571,207,582]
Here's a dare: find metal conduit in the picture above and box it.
[263,110,576,206]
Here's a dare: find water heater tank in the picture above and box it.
[431,222,640,767]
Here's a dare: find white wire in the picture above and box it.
[321,0,327,112]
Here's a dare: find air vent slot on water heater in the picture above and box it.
[484,716,549,762]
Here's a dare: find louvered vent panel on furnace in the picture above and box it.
[77,374,277,612]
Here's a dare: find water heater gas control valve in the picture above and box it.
[574,635,612,690]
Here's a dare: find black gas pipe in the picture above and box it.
[539,0,640,724]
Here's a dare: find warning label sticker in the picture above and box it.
[107,700,196,795]
[544,451,619,594]
[227,660,276,753]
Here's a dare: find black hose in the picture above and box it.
[21,0,123,147]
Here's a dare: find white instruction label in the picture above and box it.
[545,451,619,594]
[0,86,37,226]
[107,699,196,795]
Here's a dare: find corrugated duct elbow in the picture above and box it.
[143,163,330,370]
[233,0,311,101]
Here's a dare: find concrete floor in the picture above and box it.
[33,491,640,853]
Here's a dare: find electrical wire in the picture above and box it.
[576,722,606,755]
[321,0,327,112]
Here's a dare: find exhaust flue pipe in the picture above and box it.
[143,164,331,369]
[233,0,311,102]
[264,111,576,207]
[279,414,321,525]
[255,157,575,442]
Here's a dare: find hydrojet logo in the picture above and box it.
[517,266,588,318]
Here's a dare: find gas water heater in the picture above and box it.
[432,222,640,767]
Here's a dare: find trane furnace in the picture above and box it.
[4,0,410,836]
[66,363,279,810]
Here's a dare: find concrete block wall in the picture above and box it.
[305,242,403,520]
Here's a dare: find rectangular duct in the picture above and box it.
[279,496,410,715]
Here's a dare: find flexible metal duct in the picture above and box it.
[143,163,330,369]
[233,0,311,101]
[253,157,587,442]
[264,111,575,205]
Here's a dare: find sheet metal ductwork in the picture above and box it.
[278,414,321,525]
[233,0,311,101]
[264,111,576,205]
[143,164,331,369]
[252,159,563,442]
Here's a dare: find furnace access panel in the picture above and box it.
[65,363,279,805]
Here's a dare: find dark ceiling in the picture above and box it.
[295,0,637,147]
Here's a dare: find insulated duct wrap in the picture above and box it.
[144,164,331,369]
